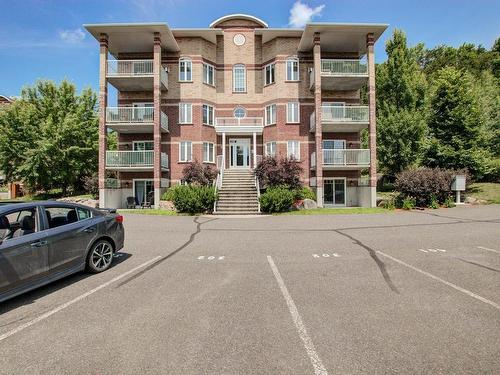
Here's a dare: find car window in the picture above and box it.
[77,207,92,221]
[44,207,79,229]
[0,208,38,242]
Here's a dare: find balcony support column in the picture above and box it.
[222,132,226,169]
[153,32,162,208]
[313,33,323,207]
[98,33,108,209]
[253,132,257,168]
[367,33,377,207]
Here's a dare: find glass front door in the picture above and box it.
[230,139,250,168]
[323,179,346,206]
[134,180,154,206]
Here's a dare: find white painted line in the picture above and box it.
[478,246,500,255]
[267,256,328,375]
[436,249,447,252]
[376,251,500,311]
[0,256,162,342]
[428,249,437,253]
[418,249,428,253]
[332,253,340,258]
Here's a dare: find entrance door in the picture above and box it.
[323,178,346,206]
[134,180,154,206]
[229,139,250,168]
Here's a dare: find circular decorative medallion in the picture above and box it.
[233,33,246,46]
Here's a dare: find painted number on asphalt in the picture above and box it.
[197,256,225,261]
[417,248,447,254]
[312,253,340,258]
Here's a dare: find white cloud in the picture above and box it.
[59,28,85,44]
[288,1,325,28]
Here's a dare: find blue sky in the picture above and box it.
[0,0,498,99]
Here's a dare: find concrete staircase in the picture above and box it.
[216,169,260,215]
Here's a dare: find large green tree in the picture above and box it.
[0,80,98,193]
[376,29,428,176]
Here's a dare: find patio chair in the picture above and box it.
[126,196,136,209]
[142,191,155,209]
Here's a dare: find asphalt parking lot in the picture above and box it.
[0,205,499,374]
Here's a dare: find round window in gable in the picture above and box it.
[233,107,246,118]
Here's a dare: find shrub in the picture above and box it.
[164,185,217,214]
[382,198,396,210]
[395,167,465,207]
[402,197,416,210]
[294,187,316,201]
[182,161,218,186]
[259,186,295,213]
[82,174,99,199]
[256,156,303,189]
[429,195,439,209]
[444,196,456,208]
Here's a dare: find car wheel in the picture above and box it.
[86,240,114,273]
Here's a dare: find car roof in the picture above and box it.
[0,201,96,214]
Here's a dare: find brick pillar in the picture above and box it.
[367,33,377,207]
[153,32,162,208]
[98,33,108,208]
[313,33,323,207]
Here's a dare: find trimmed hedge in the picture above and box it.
[163,185,217,214]
[259,186,295,213]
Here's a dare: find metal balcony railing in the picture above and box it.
[310,111,316,131]
[322,106,369,123]
[323,149,370,166]
[107,60,154,76]
[106,151,168,169]
[106,107,168,131]
[321,59,368,76]
[215,117,263,127]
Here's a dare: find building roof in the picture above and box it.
[209,14,268,28]
[0,95,13,103]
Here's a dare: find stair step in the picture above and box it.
[218,202,259,207]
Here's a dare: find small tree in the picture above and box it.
[255,156,303,189]
[182,160,217,186]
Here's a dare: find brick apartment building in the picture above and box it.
[85,14,387,211]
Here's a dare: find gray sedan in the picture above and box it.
[0,201,124,303]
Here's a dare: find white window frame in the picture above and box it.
[287,102,300,123]
[179,141,192,162]
[286,57,299,81]
[233,64,246,92]
[133,140,154,151]
[234,107,246,118]
[265,104,277,126]
[265,141,277,157]
[179,58,192,82]
[287,140,300,160]
[264,63,275,86]
[203,142,215,163]
[179,103,192,124]
[203,63,215,86]
[202,104,214,126]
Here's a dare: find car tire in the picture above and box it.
[86,239,114,273]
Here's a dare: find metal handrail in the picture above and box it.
[321,105,369,123]
[321,59,368,76]
[255,173,261,213]
[107,60,154,76]
[213,155,225,213]
[215,117,263,126]
[323,149,370,166]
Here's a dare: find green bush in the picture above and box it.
[444,196,456,208]
[382,198,396,210]
[402,197,416,210]
[294,187,316,201]
[429,195,439,209]
[163,185,217,214]
[260,186,295,213]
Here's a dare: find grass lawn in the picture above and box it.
[118,209,178,216]
[278,207,390,215]
[467,183,500,204]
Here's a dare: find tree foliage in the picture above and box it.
[0,80,98,193]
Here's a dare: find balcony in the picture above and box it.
[310,106,369,132]
[310,149,370,170]
[105,151,168,171]
[310,59,368,91]
[106,60,168,91]
[214,117,264,134]
[105,107,168,133]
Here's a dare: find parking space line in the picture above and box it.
[0,256,162,342]
[267,256,328,375]
[376,251,500,311]
[477,246,500,255]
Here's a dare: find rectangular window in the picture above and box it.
[265,104,277,126]
[202,104,214,126]
[179,59,192,81]
[264,63,275,85]
[287,102,300,123]
[1,208,37,241]
[179,103,192,124]
[287,140,300,160]
[233,64,246,92]
[179,141,192,162]
[203,63,215,86]
[133,141,154,151]
[286,59,299,81]
[265,141,277,157]
[203,142,215,163]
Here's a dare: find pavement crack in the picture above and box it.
[116,216,218,287]
[334,229,400,294]
[457,258,500,273]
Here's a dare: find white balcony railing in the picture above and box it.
[323,149,370,166]
[107,60,154,76]
[310,151,316,168]
[322,106,369,123]
[106,151,168,169]
[321,59,368,76]
[106,107,168,131]
[310,111,316,131]
[215,117,263,127]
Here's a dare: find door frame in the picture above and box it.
[229,138,250,168]
[132,179,154,205]
[323,177,347,207]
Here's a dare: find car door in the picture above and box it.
[43,205,99,274]
[0,206,49,296]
